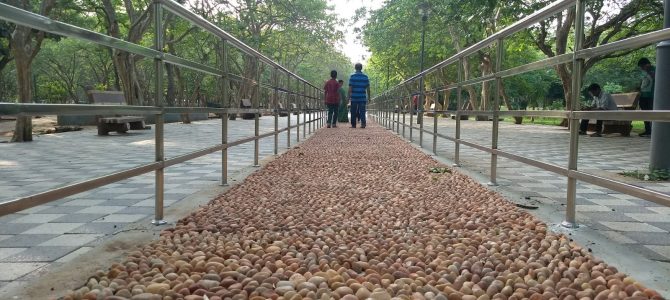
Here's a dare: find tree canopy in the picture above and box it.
[361,0,664,114]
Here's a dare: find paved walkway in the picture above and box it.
[0,115,315,294]
[390,115,670,265]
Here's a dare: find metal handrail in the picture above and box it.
[397,0,576,86]
[0,1,317,88]
[372,0,670,228]
[158,0,318,89]
[0,1,327,222]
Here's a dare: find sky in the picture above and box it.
[327,0,386,64]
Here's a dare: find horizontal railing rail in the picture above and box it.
[0,0,327,223]
[371,0,670,228]
[398,0,576,85]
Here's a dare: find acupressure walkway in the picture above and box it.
[54,122,663,300]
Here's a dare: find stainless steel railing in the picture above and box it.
[371,0,670,228]
[0,0,326,223]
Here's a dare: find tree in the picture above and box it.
[187,0,343,108]
[8,0,56,142]
[528,0,663,110]
[96,0,154,105]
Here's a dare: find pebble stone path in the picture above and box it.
[54,122,664,300]
[0,115,314,297]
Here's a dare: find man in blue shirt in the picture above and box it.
[348,63,371,128]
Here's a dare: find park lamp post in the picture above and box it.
[417,2,429,126]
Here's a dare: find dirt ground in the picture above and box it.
[0,115,93,142]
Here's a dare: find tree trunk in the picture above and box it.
[499,82,522,124]
[479,53,492,111]
[11,26,34,142]
[8,0,56,142]
[165,63,176,106]
[101,0,151,105]
[555,63,572,126]
[238,57,259,107]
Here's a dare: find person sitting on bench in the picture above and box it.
[579,83,618,137]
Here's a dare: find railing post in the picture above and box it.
[564,0,585,228]
[221,38,230,185]
[402,93,407,138]
[386,97,390,129]
[287,74,291,149]
[152,1,166,225]
[396,95,400,133]
[433,90,438,154]
[388,97,392,129]
[419,75,425,148]
[409,90,414,141]
[303,82,307,138]
[296,78,301,143]
[489,39,504,186]
[454,58,463,167]
[253,58,260,167]
[273,67,279,155]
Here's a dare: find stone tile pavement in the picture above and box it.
[0,114,316,292]
[390,114,670,263]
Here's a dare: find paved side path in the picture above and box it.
[0,115,314,293]
[393,115,670,265]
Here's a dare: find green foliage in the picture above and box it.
[429,167,451,174]
[620,169,670,181]
[2,0,350,105]
[363,0,663,112]
[602,82,624,94]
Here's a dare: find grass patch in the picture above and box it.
[429,167,451,174]
[620,169,670,181]
[502,116,563,126]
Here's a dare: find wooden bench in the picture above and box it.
[98,116,147,135]
[88,91,150,135]
[277,103,289,117]
[588,92,639,136]
[240,99,257,119]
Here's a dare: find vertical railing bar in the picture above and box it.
[303,82,307,138]
[273,67,279,155]
[221,38,229,185]
[296,77,301,143]
[402,93,406,137]
[419,76,424,147]
[397,95,401,133]
[454,58,463,167]
[564,0,584,228]
[410,89,414,141]
[433,90,438,154]
[253,57,260,167]
[489,38,503,186]
[287,74,291,149]
[152,1,166,225]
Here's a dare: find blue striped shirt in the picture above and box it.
[349,71,370,102]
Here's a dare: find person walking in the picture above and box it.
[337,79,349,123]
[324,70,340,128]
[637,57,655,137]
[579,83,618,137]
[348,63,371,128]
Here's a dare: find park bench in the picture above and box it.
[277,103,289,117]
[240,99,258,119]
[89,91,150,135]
[588,92,639,136]
[291,103,299,115]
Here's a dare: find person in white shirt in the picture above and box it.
[579,83,618,137]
